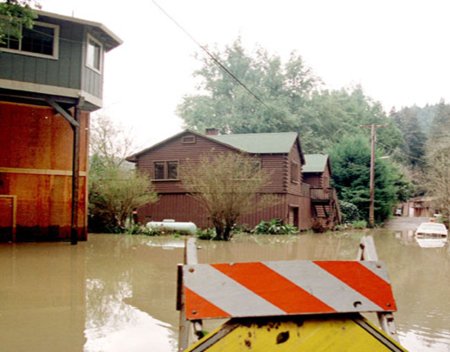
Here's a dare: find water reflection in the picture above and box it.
[0,228,449,352]
[374,229,450,352]
[84,279,173,352]
[83,235,180,352]
[0,243,86,352]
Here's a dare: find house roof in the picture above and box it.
[210,132,300,154]
[127,130,305,163]
[303,154,329,173]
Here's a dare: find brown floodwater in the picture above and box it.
[0,225,449,351]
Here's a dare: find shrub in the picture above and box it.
[351,220,367,229]
[252,219,298,235]
[232,223,252,233]
[196,228,217,240]
[311,220,326,233]
[339,200,361,223]
[126,225,161,236]
[126,224,186,236]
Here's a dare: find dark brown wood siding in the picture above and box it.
[137,132,237,194]
[322,165,331,188]
[138,193,209,227]
[260,154,287,193]
[303,173,321,188]
[287,142,303,196]
[0,102,88,241]
[134,131,315,231]
[138,193,290,230]
[239,194,288,228]
[304,164,331,189]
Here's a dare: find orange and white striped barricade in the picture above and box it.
[177,236,407,352]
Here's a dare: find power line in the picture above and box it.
[151,0,272,111]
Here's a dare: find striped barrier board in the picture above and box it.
[183,260,397,320]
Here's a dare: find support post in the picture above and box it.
[360,124,387,228]
[357,236,399,341]
[178,237,202,351]
[70,105,81,245]
[47,97,82,245]
[369,125,376,227]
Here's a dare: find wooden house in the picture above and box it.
[0,11,121,242]
[128,129,318,230]
[302,154,341,227]
[397,196,436,218]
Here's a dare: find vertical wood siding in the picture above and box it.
[81,28,103,99]
[138,193,290,230]
[0,102,88,241]
[0,20,83,90]
[138,193,210,228]
[0,17,104,101]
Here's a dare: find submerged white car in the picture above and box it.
[415,222,448,248]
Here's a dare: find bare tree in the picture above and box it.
[181,152,274,240]
[90,115,135,168]
[89,116,157,231]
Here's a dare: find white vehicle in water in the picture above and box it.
[415,222,448,248]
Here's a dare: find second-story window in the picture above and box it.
[86,34,102,72]
[167,161,178,179]
[0,21,59,58]
[154,161,178,180]
[290,161,299,183]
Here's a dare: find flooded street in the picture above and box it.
[1,221,449,351]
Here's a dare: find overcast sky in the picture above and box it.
[39,0,450,149]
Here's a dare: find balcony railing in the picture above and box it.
[310,187,334,201]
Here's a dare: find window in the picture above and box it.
[182,135,196,144]
[167,161,178,179]
[86,34,102,72]
[290,161,299,183]
[154,161,178,180]
[154,162,165,180]
[0,21,59,58]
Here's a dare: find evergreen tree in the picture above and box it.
[329,136,404,223]
[391,106,427,169]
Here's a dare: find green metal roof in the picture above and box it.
[303,154,328,173]
[210,132,299,154]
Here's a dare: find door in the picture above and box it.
[289,206,299,228]
[0,196,16,242]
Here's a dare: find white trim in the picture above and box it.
[85,33,103,74]
[0,21,60,60]
[0,78,103,109]
[37,10,123,47]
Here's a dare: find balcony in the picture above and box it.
[310,187,334,202]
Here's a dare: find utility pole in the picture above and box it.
[360,124,387,227]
